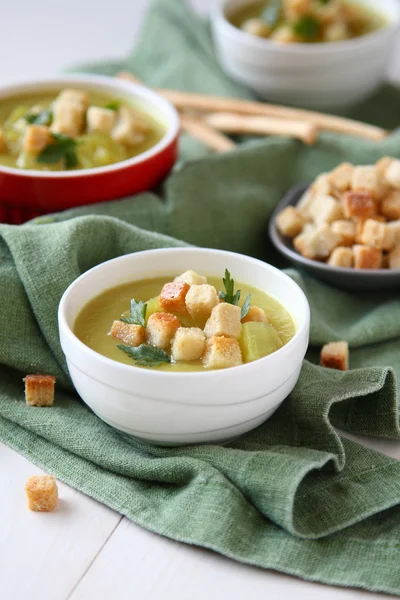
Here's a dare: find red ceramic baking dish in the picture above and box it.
[0,75,180,224]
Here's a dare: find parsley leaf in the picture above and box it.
[241,294,252,320]
[261,0,282,27]
[24,109,53,126]
[218,269,241,306]
[37,133,78,169]
[104,101,121,111]
[119,299,147,327]
[117,344,170,367]
[293,15,320,40]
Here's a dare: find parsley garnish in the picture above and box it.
[117,344,170,367]
[120,299,147,327]
[218,269,241,306]
[241,294,252,320]
[25,109,53,126]
[261,0,282,27]
[37,133,78,169]
[293,15,320,40]
[104,101,121,111]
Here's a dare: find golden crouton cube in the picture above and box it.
[52,104,86,138]
[327,162,354,192]
[296,188,315,220]
[185,284,219,321]
[171,327,206,361]
[111,107,148,148]
[159,282,190,314]
[387,220,400,245]
[311,173,332,197]
[320,341,349,371]
[55,89,89,109]
[174,270,207,286]
[242,18,271,37]
[203,336,243,370]
[309,194,343,226]
[327,246,354,268]
[25,475,58,512]
[353,245,382,269]
[0,129,6,153]
[381,190,400,221]
[330,220,355,246]
[204,303,242,340]
[351,165,385,199]
[360,219,394,251]
[241,305,268,324]
[343,190,377,219]
[384,159,400,188]
[293,224,339,260]
[276,206,304,238]
[389,245,400,269]
[147,312,180,350]
[270,25,299,43]
[24,374,56,407]
[87,106,116,134]
[283,0,310,20]
[110,320,146,347]
[23,125,52,154]
[324,21,349,42]
[376,156,393,178]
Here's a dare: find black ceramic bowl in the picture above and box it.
[269,183,400,291]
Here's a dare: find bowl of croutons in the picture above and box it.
[270,158,400,290]
[58,247,310,446]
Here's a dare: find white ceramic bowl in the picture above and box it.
[212,0,400,110]
[58,248,310,446]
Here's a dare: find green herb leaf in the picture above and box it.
[292,15,320,40]
[117,343,170,367]
[218,269,241,306]
[241,294,252,320]
[261,0,282,27]
[104,101,121,111]
[37,133,78,169]
[24,109,53,126]
[319,0,331,4]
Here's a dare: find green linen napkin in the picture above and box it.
[2,0,400,595]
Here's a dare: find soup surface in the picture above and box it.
[0,88,165,171]
[74,273,296,373]
[229,0,386,44]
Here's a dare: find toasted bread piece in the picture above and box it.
[24,374,56,407]
[388,245,400,269]
[23,125,52,154]
[320,341,349,371]
[384,159,400,188]
[381,190,400,221]
[174,270,207,286]
[309,194,343,226]
[387,220,400,245]
[276,206,304,238]
[327,246,354,268]
[351,165,386,199]
[147,312,180,350]
[331,219,355,246]
[87,106,116,134]
[185,284,219,321]
[293,224,340,260]
[270,24,299,43]
[296,188,315,220]
[241,305,268,324]
[376,156,394,179]
[343,190,377,219]
[204,303,242,340]
[202,336,243,369]
[52,89,88,138]
[159,282,190,314]
[25,475,58,512]
[55,89,89,108]
[111,107,148,148]
[353,245,382,269]
[110,321,146,347]
[360,219,394,251]
[242,18,271,37]
[327,162,354,192]
[171,327,206,361]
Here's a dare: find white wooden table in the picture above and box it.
[2,1,400,598]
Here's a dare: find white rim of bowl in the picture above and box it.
[58,248,310,380]
[214,0,400,54]
[0,74,180,179]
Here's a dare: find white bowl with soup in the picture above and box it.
[58,248,310,446]
[212,0,400,109]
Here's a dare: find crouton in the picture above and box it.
[55,89,89,109]
[376,156,394,179]
[185,284,219,321]
[313,0,341,23]
[147,312,180,350]
[327,162,354,192]
[52,102,86,138]
[25,475,58,512]
[242,18,271,37]
[360,219,394,251]
[171,327,206,361]
[174,270,207,286]
[311,173,332,197]
[0,129,6,153]
[327,246,354,268]
[381,190,400,221]
[331,219,355,246]
[275,206,304,238]
[389,245,400,269]
[241,305,268,324]
[270,24,299,43]
[159,282,190,314]
[343,190,377,219]
[203,336,243,369]
[309,194,343,226]
[110,320,146,347]
[353,245,382,269]
[384,159,400,188]
[23,125,52,154]
[351,165,385,199]
[204,303,242,340]
[296,188,315,220]
[87,106,116,134]
[387,220,400,245]
[324,21,349,42]
[293,224,340,260]
[24,374,56,407]
[111,107,148,147]
[283,0,310,19]
[320,341,349,371]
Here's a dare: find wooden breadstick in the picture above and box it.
[207,112,318,145]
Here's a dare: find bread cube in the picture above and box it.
[55,89,89,109]
[242,18,271,37]
[296,188,315,220]
[24,374,56,407]
[52,104,86,138]
[320,341,349,371]
[360,219,394,251]
[203,336,243,370]
[171,327,206,361]
[293,224,340,260]
[174,270,207,286]
[311,173,332,197]
[384,159,400,188]
[204,303,242,340]
[241,305,268,324]
[185,284,219,321]
[376,156,393,178]
[387,220,400,245]
[112,107,148,147]
[25,475,58,512]
[327,246,354,268]
[327,162,354,192]
[110,320,145,347]
[159,281,190,314]
[87,106,116,134]
[324,21,349,42]
[381,190,400,221]
[389,245,400,269]
[275,206,304,238]
[351,165,385,199]
[353,245,382,269]
[343,190,377,219]
[270,25,299,43]
[283,0,311,20]
[309,194,343,226]
[147,312,180,350]
[330,219,355,246]
[0,129,6,153]
[23,125,52,154]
